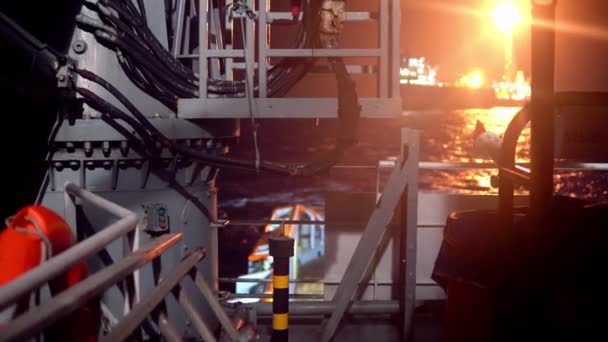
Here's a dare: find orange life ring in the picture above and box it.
[0,205,99,341]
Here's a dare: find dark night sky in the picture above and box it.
[401,0,608,90]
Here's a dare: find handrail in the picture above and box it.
[0,214,139,311]
[0,182,140,311]
[102,248,207,342]
[0,233,182,342]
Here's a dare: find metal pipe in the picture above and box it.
[101,248,206,342]
[64,182,133,218]
[192,271,240,341]
[0,214,139,311]
[0,234,182,342]
[175,285,218,342]
[251,300,401,316]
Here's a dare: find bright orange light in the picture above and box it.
[491,1,522,33]
[458,70,484,89]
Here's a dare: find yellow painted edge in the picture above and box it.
[273,275,289,289]
[273,313,288,330]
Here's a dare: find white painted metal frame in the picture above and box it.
[179,0,402,118]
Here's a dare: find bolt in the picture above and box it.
[120,141,129,156]
[102,141,111,157]
[73,40,87,54]
[84,141,93,157]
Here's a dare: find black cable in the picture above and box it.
[95,31,199,98]
[97,0,311,96]
[98,114,213,219]
[137,0,147,22]
[75,68,170,146]
[76,82,295,175]
[76,88,157,148]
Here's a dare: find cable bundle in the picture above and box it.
[76,0,318,111]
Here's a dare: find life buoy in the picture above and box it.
[0,205,99,341]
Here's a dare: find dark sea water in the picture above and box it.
[217,107,608,220]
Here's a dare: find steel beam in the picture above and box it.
[178,98,402,118]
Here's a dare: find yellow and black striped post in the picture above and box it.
[269,236,294,342]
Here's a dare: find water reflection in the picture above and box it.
[219,105,606,211]
[419,106,528,194]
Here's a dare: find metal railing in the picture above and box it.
[0,183,238,342]
[177,0,402,118]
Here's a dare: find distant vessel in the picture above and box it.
[400,56,527,110]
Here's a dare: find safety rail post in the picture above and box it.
[269,237,294,342]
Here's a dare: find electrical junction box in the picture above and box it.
[144,203,170,234]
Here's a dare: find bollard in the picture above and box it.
[269,237,294,342]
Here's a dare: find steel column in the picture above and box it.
[529,1,556,230]
[402,129,419,340]
[391,0,401,98]
[199,0,209,98]
[379,0,389,98]
[258,0,268,98]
